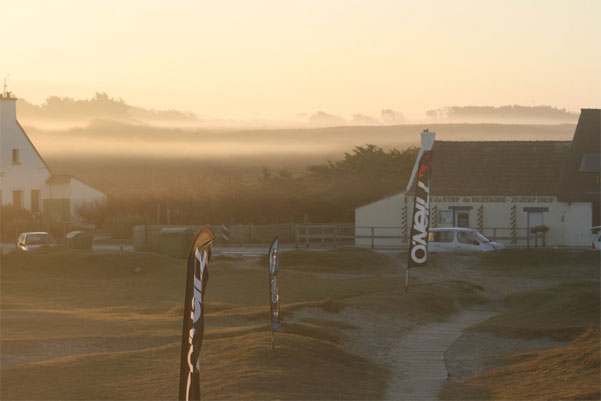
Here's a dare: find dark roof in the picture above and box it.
[417,140,571,196]
[557,109,601,202]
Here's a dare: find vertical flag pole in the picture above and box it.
[178,227,215,401]
[268,236,280,350]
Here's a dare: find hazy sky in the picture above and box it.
[2,0,600,120]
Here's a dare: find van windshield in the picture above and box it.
[472,231,491,243]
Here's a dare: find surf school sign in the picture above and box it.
[432,196,555,204]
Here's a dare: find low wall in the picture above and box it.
[133,223,297,252]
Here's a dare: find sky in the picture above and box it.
[2,0,600,121]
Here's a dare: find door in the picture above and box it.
[455,211,470,228]
[31,190,41,214]
[428,231,455,253]
[12,190,23,209]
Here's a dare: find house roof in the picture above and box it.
[557,109,601,202]
[46,174,105,193]
[412,140,571,196]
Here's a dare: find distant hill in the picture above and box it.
[426,105,579,124]
[17,92,198,124]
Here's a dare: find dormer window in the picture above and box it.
[12,149,20,165]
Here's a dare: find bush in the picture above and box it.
[104,214,145,239]
[75,200,108,228]
[1,206,40,242]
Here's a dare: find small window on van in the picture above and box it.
[429,231,454,242]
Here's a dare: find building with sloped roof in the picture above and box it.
[355,109,600,248]
[0,92,106,225]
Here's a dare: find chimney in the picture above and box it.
[0,94,17,126]
[420,129,436,151]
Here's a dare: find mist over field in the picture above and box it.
[11,94,577,228]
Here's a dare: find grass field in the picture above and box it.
[440,326,601,401]
[0,247,486,400]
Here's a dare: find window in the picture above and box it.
[13,190,22,208]
[429,231,454,242]
[579,154,600,173]
[12,149,20,165]
[31,189,40,213]
[528,212,544,229]
[438,210,452,224]
[458,231,478,244]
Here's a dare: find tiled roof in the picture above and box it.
[427,140,570,196]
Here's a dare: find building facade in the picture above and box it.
[0,93,106,225]
[356,109,600,248]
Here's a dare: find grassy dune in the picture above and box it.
[440,326,601,401]
[470,281,600,340]
[1,247,485,400]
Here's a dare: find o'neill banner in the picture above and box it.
[406,149,433,290]
[268,237,281,349]
[179,227,215,401]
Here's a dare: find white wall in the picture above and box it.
[69,178,107,222]
[355,192,593,248]
[0,98,51,211]
[355,192,407,247]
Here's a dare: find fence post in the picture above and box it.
[305,226,309,248]
[295,225,299,248]
[526,219,530,249]
[371,227,375,249]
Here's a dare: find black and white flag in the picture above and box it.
[268,237,280,348]
[179,227,215,401]
[406,150,433,290]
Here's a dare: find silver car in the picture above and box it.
[17,232,57,251]
[428,227,505,254]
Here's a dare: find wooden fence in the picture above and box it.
[133,223,543,252]
[294,225,538,249]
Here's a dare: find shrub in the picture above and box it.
[104,214,145,239]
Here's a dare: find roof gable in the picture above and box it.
[557,109,601,202]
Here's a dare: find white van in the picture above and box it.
[428,227,504,254]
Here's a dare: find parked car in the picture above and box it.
[16,232,57,251]
[428,227,505,254]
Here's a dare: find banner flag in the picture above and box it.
[178,227,215,401]
[268,236,281,348]
[406,150,433,290]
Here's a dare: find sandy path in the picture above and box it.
[384,310,495,400]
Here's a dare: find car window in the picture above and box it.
[457,232,478,244]
[26,234,54,245]
[428,231,454,242]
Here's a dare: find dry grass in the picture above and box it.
[470,280,600,340]
[1,247,487,400]
[440,326,601,401]
[257,247,395,273]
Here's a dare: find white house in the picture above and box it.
[0,92,107,225]
[356,109,600,248]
